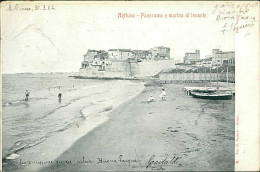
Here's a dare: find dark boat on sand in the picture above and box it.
[189,65,234,100]
[190,91,233,100]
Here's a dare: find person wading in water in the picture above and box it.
[58,93,62,102]
[25,90,30,101]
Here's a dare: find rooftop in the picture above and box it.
[88,49,107,53]
[215,51,235,54]
[118,49,133,52]
[108,49,134,52]
[153,46,170,49]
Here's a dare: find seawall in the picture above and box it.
[79,59,175,78]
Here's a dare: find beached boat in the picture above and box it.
[188,65,234,100]
[190,91,233,100]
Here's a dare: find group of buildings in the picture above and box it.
[80,46,171,78]
[80,46,170,72]
[182,49,235,66]
[79,45,235,78]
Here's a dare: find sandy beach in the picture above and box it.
[2,77,145,172]
[36,81,235,171]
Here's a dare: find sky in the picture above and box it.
[1,2,235,73]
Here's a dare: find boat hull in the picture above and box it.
[190,92,233,100]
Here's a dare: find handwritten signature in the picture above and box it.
[212,2,258,35]
[146,155,181,170]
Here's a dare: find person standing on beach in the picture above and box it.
[25,90,30,101]
[160,88,166,101]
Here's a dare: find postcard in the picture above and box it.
[1,1,259,171]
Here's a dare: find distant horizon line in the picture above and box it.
[2,71,79,75]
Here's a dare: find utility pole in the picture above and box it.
[227,59,229,88]
[217,64,219,90]
[210,67,212,87]
[129,59,132,77]
[227,66,229,88]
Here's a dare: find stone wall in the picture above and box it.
[137,59,175,77]
[79,59,175,78]
[79,59,139,78]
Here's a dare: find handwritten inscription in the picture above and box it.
[6,3,56,12]
[18,154,182,171]
[212,2,258,35]
[146,155,180,171]
[19,155,140,168]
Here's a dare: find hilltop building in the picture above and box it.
[108,49,136,60]
[81,49,109,71]
[183,50,200,64]
[80,49,138,78]
[195,57,213,66]
[79,46,174,78]
[212,49,235,65]
[149,46,170,60]
[133,50,152,61]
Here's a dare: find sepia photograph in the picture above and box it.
[1,1,259,171]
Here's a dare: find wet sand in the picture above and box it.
[40,82,235,171]
[2,80,145,172]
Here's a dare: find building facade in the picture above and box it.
[195,57,213,66]
[108,49,136,60]
[183,50,200,64]
[212,49,235,65]
[108,49,119,59]
[79,46,173,78]
[81,49,109,71]
[149,46,170,60]
[133,50,152,61]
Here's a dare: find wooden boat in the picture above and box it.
[188,65,234,100]
[190,91,233,100]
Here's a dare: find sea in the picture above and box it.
[2,73,144,164]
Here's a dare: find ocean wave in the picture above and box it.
[2,84,110,108]
[3,100,24,107]
[38,102,72,119]
[2,97,48,107]
[5,123,73,161]
[56,124,71,133]
[79,102,94,118]
[39,96,96,119]
[5,153,20,160]
[3,80,145,164]
[4,136,47,161]
[100,105,113,113]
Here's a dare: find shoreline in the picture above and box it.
[3,80,145,172]
[40,82,235,171]
[72,76,142,80]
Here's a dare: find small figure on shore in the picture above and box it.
[148,95,155,103]
[58,93,62,102]
[25,90,30,101]
[160,88,166,101]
